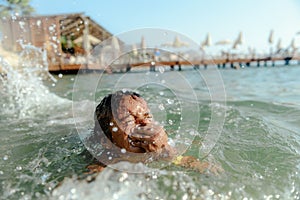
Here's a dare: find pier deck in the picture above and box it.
[49,56,300,73]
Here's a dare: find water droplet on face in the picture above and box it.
[3,155,8,161]
[16,166,22,171]
[58,73,63,78]
[121,148,126,153]
[109,122,114,126]
[168,119,173,125]
[112,127,118,132]
[108,156,112,160]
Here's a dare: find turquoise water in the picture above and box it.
[0,65,300,199]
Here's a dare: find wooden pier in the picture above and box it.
[128,56,300,71]
[46,55,300,73]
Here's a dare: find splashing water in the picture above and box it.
[1,37,300,199]
[0,42,67,118]
[0,42,76,200]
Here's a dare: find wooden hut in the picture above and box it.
[0,13,112,72]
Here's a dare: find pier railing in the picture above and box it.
[49,53,300,73]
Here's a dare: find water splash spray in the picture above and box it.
[0,41,67,118]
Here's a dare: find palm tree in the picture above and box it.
[0,0,35,17]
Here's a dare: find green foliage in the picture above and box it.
[0,0,35,17]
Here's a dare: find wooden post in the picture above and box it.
[150,61,155,72]
[126,63,131,72]
[284,57,291,65]
[178,64,182,71]
[194,64,200,69]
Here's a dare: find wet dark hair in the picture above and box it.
[94,90,140,142]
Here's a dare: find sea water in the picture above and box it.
[0,62,300,199]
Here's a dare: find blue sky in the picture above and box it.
[31,0,300,54]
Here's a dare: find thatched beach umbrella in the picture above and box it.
[201,33,212,48]
[232,31,243,49]
[132,44,138,56]
[141,36,146,49]
[162,35,189,48]
[111,36,120,52]
[173,36,189,48]
[268,30,274,44]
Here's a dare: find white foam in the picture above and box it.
[51,162,158,200]
[0,43,70,118]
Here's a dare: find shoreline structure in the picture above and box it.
[0,13,299,73]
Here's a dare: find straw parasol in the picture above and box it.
[201,33,211,48]
[162,35,189,48]
[232,31,243,49]
[268,30,274,44]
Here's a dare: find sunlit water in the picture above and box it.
[1,58,300,199]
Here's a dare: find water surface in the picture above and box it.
[0,65,300,199]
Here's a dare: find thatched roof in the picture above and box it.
[57,13,112,42]
[0,13,112,51]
